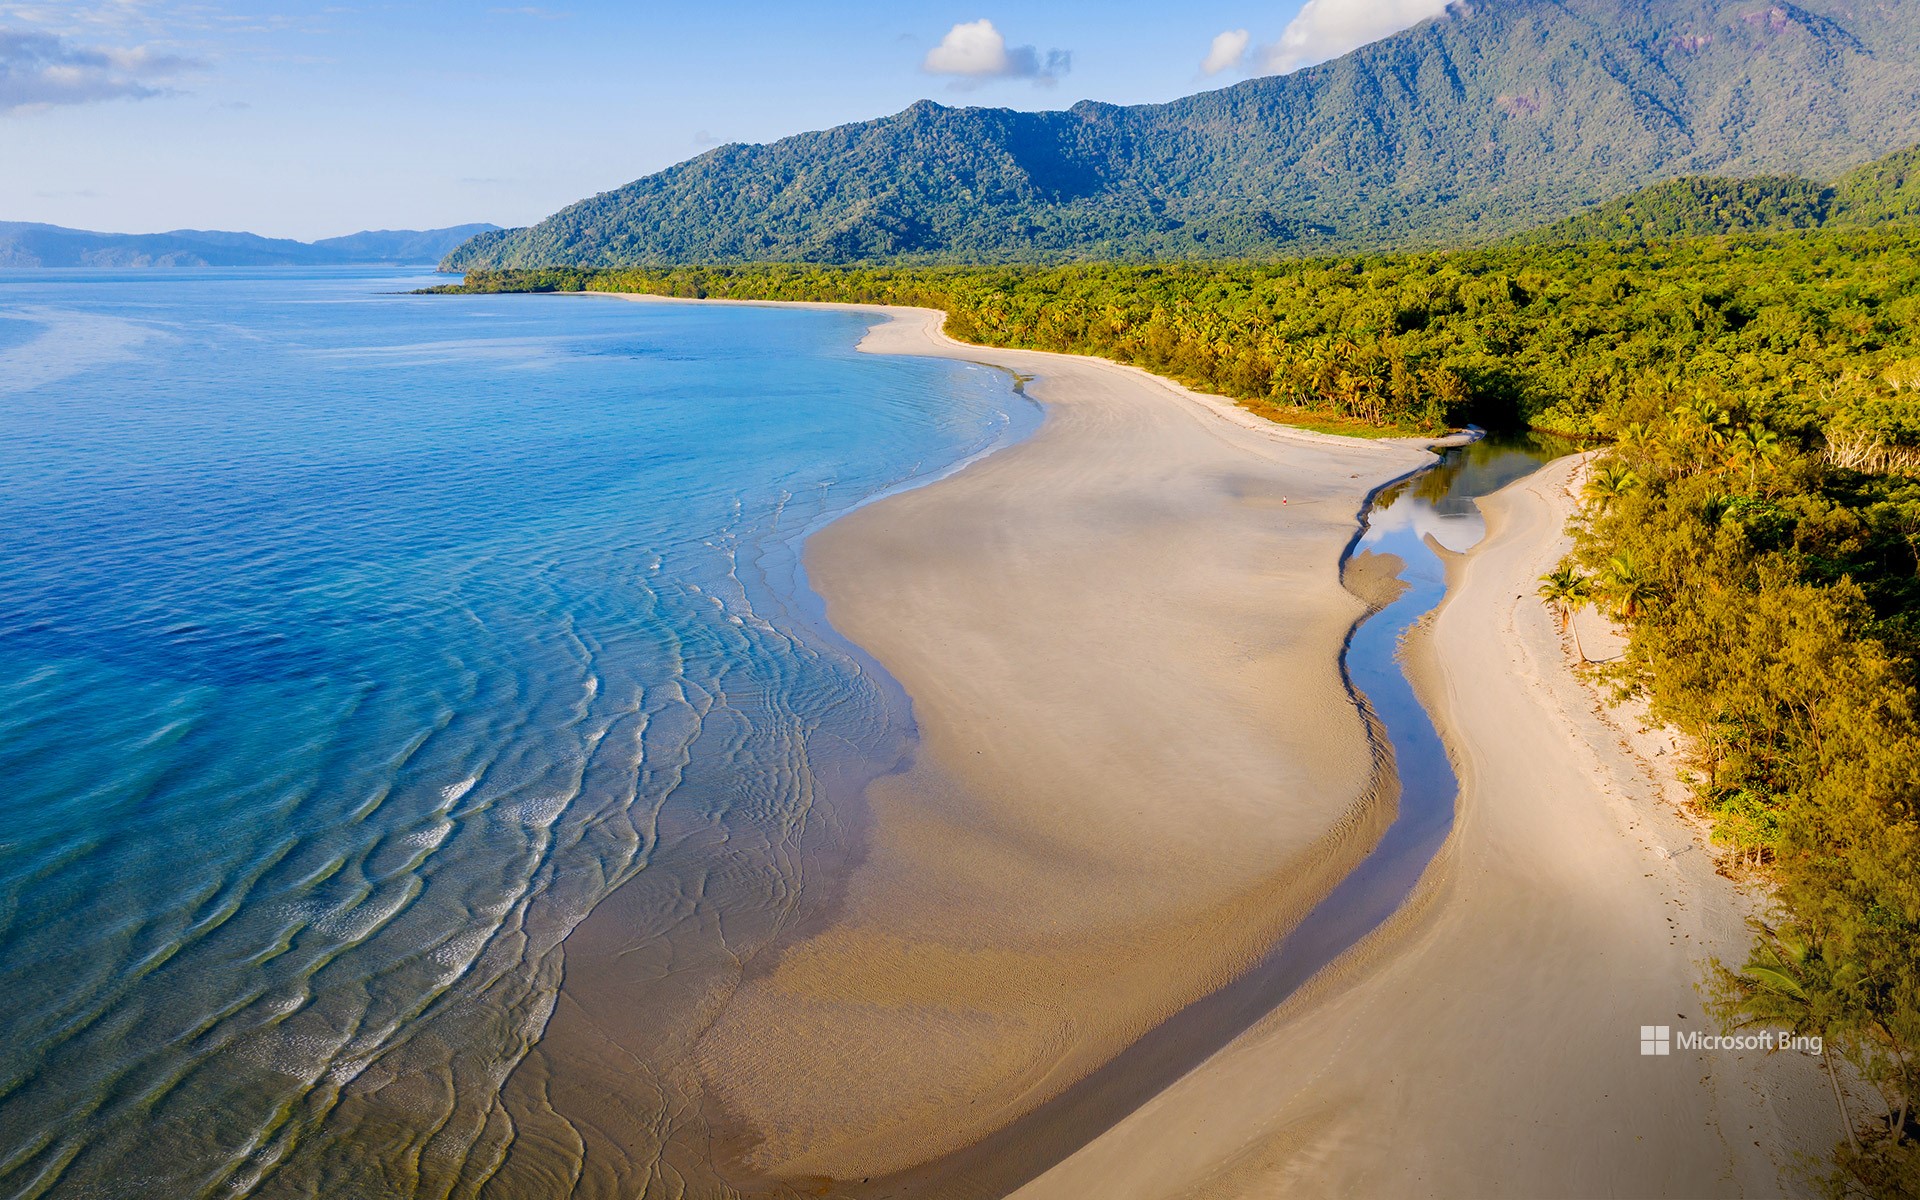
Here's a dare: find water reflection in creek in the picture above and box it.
[893,432,1575,1200]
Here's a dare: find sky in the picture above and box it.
[0,0,1449,240]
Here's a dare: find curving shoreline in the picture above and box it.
[711,303,1433,1185]
[512,298,1825,1196]
[502,298,1833,1197]
[534,298,1438,1190]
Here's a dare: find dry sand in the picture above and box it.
[611,304,1435,1190]
[526,300,1826,1199]
[1016,455,1833,1199]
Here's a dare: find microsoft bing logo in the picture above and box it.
[1640,1025,1671,1056]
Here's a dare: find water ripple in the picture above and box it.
[0,271,1041,1198]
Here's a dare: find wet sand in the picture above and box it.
[1016,455,1831,1198]
[518,301,1435,1192]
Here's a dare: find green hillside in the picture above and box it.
[447,0,1920,269]
[1832,143,1920,226]
[1526,143,1920,241]
[1518,176,1832,241]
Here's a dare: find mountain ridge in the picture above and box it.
[448,0,1920,269]
[0,222,500,269]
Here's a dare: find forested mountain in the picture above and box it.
[1526,144,1920,241]
[447,0,1920,269]
[0,222,499,268]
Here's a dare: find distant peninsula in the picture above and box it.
[0,222,500,269]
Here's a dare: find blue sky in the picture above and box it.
[0,0,1446,239]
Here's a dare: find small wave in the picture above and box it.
[500,794,570,829]
[286,889,411,943]
[325,1055,372,1086]
[234,1029,345,1088]
[441,775,481,804]
[402,821,453,852]
[430,928,493,975]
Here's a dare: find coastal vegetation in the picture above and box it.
[437,216,1920,1193]
[433,224,1920,437]
[1566,387,1920,1197]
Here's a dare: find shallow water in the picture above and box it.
[870,433,1570,1200]
[0,271,1037,1198]
[1154,434,1568,1020]
[1288,433,1568,962]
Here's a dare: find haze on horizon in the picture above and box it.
[0,0,1447,241]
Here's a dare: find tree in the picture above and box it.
[1600,553,1658,620]
[1584,459,1643,509]
[1537,565,1593,661]
[1709,925,1860,1153]
[1730,424,1783,491]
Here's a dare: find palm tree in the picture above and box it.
[1584,460,1643,510]
[1671,395,1731,471]
[1537,566,1593,662]
[1721,928,1860,1152]
[1600,553,1658,621]
[1676,394,1731,441]
[1730,424,1782,491]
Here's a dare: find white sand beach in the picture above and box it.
[665,303,1432,1186]
[1015,454,1833,1199]
[538,301,1823,1198]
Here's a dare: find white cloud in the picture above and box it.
[2,1,192,39]
[924,18,1013,75]
[0,27,199,112]
[1261,0,1450,75]
[1201,28,1251,75]
[923,19,1070,87]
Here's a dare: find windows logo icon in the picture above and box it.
[1641,1025,1671,1056]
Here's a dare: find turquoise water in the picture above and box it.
[0,270,1035,1198]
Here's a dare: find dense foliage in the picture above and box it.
[1570,395,1920,1198]
[1522,176,1834,242]
[1836,145,1920,229]
[1524,146,1920,243]
[445,0,1920,270]
[438,230,1920,437]
[439,222,1920,1193]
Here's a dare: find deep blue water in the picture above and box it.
[0,270,1036,1198]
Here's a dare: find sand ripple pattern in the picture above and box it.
[0,272,1032,1198]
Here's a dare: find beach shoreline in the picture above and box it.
[512,297,1822,1197]
[524,297,1440,1193]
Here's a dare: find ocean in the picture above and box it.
[0,269,1036,1197]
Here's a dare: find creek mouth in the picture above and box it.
[845,433,1567,1200]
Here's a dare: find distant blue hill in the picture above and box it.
[0,222,500,268]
